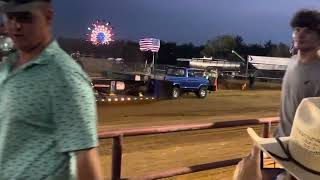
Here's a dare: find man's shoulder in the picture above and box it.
[48,48,79,70]
[0,58,7,67]
[285,57,299,73]
[0,56,12,71]
[46,47,90,82]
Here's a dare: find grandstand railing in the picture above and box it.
[98,117,279,180]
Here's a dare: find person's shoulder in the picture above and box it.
[0,53,16,69]
[289,55,298,64]
[286,56,299,70]
[0,57,7,66]
[46,45,90,82]
[0,60,5,71]
[48,47,79,70]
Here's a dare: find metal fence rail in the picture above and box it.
[98,117,280,180]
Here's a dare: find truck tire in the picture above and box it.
[197,86,208,99]
[172,87,180,99]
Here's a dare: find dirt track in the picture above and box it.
[97,90,281,179]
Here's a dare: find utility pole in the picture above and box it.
[231,50,248,78]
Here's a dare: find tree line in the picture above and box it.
[58,34,291,65]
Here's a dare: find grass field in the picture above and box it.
[97,90,281,180]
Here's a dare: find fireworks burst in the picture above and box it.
[87,20,114,45]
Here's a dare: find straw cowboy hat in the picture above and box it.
[0,0,51,13]
[248,97,320,180]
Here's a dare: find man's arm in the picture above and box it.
[51,66,102,179]
[76,148,103,180]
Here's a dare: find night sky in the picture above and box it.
[52,0,320,45]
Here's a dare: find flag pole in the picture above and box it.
[152,51,158,98]
[152,52,155,76]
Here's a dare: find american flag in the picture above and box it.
[139,38,160,52]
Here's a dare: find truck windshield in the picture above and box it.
[189,70,205,77]
[166,68,186,77]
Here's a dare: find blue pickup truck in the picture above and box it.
[164,66,210,99]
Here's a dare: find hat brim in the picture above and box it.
[247,128,320,180]
[0,2,49,13]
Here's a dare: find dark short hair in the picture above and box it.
[290,9,320,33]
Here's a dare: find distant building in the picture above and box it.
[248,55,291,79]
[177,57,241,75]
